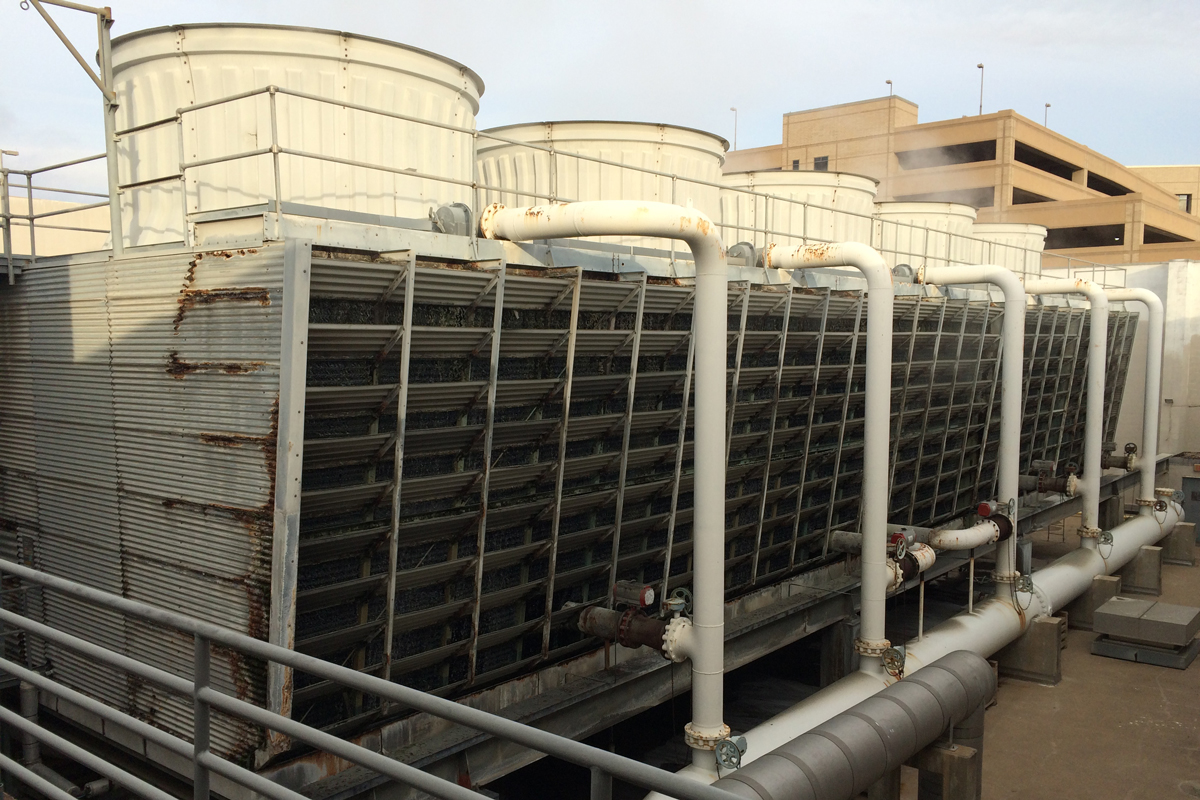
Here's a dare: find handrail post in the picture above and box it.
[590,766,612,800]
[193,635,212,800]
[24,173,36,265]
[269,86,283,214]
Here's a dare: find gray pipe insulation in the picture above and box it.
[711,651,995,800]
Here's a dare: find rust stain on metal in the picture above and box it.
[165,351,266,378]
[174,287,272,332]
[199,432,269,448]
[802,242,835,261]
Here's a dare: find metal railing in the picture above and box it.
[2,83,1131,288]
[0,557,739,800]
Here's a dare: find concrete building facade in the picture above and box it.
[727,97,1200,266]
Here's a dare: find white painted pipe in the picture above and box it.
[648,500,1183,793]
[1104,288,1163,510]
[763,242,893,675]
[1024,279,1108,545]
[926,520,1001,550]
[479,201,730,766]
[922,265,1025,578]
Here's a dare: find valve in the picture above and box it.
[613,581,656,609]
[1124,442,1138,455]
[715,735,748,770]
[1015,574,1034,594]
[666,587,693,617]
[889,531,908,560]
[1098,530,1114,546]
[881,646,906,679]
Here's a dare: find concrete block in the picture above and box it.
[996,615,1064,685]
[1064,574,1122,631]
[915,742,980,800]
[1164,522,1196,566]
[1098,494,1124,531]
[1117,545,1162,596]
[1140,602,1200,647]
[1094,596,1155,641]
[56,696,104,734]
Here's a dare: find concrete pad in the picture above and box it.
[1093,596,1154,641]
[1139,602,1200,647]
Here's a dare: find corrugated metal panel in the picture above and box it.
[875,202,978,268]
[112,24,482,247]
[2,245,286,760]
[719,171,877,249]
[970,223,1047,277]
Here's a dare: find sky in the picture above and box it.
[1,0,1197,190]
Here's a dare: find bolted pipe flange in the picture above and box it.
[685,722,731,751]
[661,616,692,663]
[1135,497,1155,507]
[854,637,891,658]
[992,569,1020,584]
[1079,526,1103,539]
[1154,487,1175,497]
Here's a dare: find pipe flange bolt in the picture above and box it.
[661,616,692,663]
[1079,526,1102,539]
[854,637,891,658]
[685,722,731,751]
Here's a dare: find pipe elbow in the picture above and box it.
[479,201,725,274]
[762,241,890,289]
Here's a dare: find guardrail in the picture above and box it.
[0,557,740,800]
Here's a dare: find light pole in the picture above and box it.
[730,107,738,151]
[886,79,893,96]
[977,63,984,115]
[1044,103,1051,127]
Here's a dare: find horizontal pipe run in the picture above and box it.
[926,520,1001,551]
[711,651,995,800]
[652,501,1183,795]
